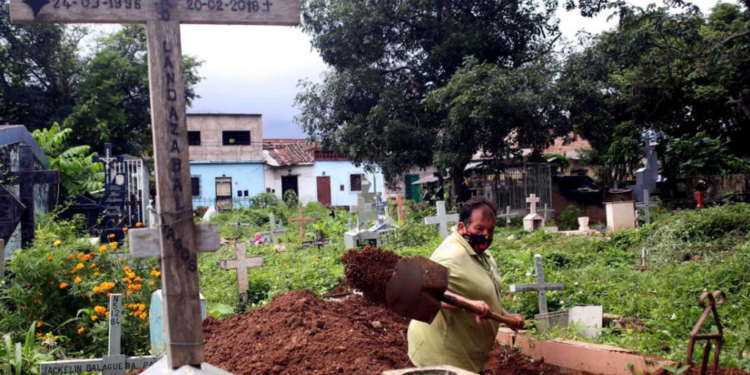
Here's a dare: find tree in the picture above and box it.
[295,0,602,197]
[63,25,203,156]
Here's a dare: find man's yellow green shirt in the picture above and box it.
[407,230,503,373]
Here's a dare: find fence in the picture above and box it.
[481,163,553,213]
[661,174,750,207]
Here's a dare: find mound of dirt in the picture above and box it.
[341,246,402,304]
[203,290,411,375]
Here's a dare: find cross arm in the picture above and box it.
[10,0,299,25]
[509,283,568,293]
[128,224,220,258]
[219,255,263,270]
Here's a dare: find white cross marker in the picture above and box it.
[219,242,263,300]
[526,194,540,215]
[424,201,459,237]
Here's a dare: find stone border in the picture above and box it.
[496,328,674,375]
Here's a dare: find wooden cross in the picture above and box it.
[632,248,649,271]
[635,189,658,224]
[509,254,568,314]
[526,194,540,216]
[393,195,406,222]
[230,210,251,239]
[219,242,263,302]
[1,145,59,248]
[256,212,287,246]
[40,294,161,375]
[497,205,518,228]
[11,0,300,368]
[539,204,555,222]
[424,201,459,237]
[289,207,314,242]
[301,229,330,250]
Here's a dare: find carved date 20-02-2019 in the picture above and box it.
[48,0,272,12]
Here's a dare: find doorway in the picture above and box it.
[281,175,299,201]
[317,176,331,207]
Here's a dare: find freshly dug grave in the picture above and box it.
[341,246,402,304]
[202,289,592,375]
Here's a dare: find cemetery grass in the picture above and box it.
[1,201,749,372]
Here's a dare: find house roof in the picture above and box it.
[541,135,592,159]
[0,125,50,167]
[263,143,315,167]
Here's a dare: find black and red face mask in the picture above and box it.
[461,233,493,252]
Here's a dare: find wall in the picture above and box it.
[383,166,439,198]
[187,114,263,162]
[190,162,265,208]
[263,164,317,203]
[313,161,385,207]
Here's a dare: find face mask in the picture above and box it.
[462,233,493,253]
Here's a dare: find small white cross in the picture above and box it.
[424,201,459,237]
[219,242,263,302]
[526,194,540,215]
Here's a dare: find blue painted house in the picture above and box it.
[187,114,266,209]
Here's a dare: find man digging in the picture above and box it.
[407,197,525,374]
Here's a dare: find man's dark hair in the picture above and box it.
[459,197,497,226]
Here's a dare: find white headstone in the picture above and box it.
[424,201,459,237]
[568,306,603,338]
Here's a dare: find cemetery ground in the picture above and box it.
[1,196,750,373]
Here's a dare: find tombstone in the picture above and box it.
[497,206,518,229]
[633,248,649,271]
[424,201,459,237]
[523,194,544,231]
[344,228,381,249]
[0,184,25,249]
[256,213,287,247]
[289,207,315,242]
[11,0,299,370]
[301,230,330,250]
[1,144,59,248]
[150,290,207,354]
[219,242,263,303]
[604,189,636,231]
[40,294,161,375]
[355,196,378,223]
[95,143,128,242]
[635,189,658,225]
[509,254,568,333]
[568,305,603,339]
[631,138,659,203]
[372,193,388,217]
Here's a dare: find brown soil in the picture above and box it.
[341,246,402,304]
[651,365,750,375]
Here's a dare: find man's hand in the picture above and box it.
[506,313,525,332]
[469,300,492,325]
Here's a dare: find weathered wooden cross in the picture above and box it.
[1,145,59,248]
[256,212,287,246]
[497,205,518,228]
[219,241,263,302]
[632,248,649,271]
[424,201,459,237]
[11,0,300,368]
[40,294,161,375]
[301,229,329,250]
[393,195,406,222]
[509,254,567,314]
[635,189,658,224]
[289,207,314,242]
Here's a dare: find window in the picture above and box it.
[350,174,362,192]
[222,131,251,146]
[191,177,200,197]
[188,131,201,146]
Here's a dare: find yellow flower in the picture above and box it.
[149,280,156,286]
[127,272,136,279]
[105,312,110,318]
[36,332,42,338]
[91,263,96,268]
[59,283,68,289]
[132,284,142,291]
[126,290,133,296]
[109,234,115,239]
[110,243,118,250]
[53,240,62,247]
[91,315,97,321]
[139,312,148,320]
[119,258,126,264]
[74,276,82,284]
[92,287,101,294]
[66,255,74,260]
[123,227,128,232]
[94,272,99,276]
[77,327,84,334]
[138,304,146,311]
[94,306,106,314]
[77,252,85,260]
[47,256,53,261]
[134,277,143,282]
[83,254,93,261]
[75,263,84,270]
[98,245,107,253]
[135,222,143,228]
[36,321,42,327]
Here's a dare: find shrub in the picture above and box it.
[558,205,584,230]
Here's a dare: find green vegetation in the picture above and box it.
[2,201,750,372]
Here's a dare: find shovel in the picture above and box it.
[385,256,521,329]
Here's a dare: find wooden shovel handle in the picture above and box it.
[442,294,521,329]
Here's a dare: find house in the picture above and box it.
[383,166,439,203]
[312,148,385,208]
[263,141,316,202]
[187,114,265,209]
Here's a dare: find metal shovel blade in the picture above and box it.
[385,256,450,324]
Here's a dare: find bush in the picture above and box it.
[558,205,584,230]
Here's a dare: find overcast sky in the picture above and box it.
[178,0,726,139]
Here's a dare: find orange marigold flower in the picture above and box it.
[126,290,133,296]
[74,276,82,284]
[91,263,96,268]
[107,293,111,297]
[93,286,101,294]
[119,258,126,264]
[105,312,110,318]
[36,332,42,338]
[109,234,115,239]
[94,306,106,314]
[149,280,156,286]
[138,304,146,311]
[91,315,97,321]
[94,272,99,276]
[139,312,147,320]
[66,255,74,260]
[75,263,84,270]
[123,227,128,232]
[47,257,53,261]
[134,277,143,282]
[37,321,42,327]
[22,306,28,311]
[83,254,93,261]
[77,327,84,334]
[77,253,85,260]
[98,245,107,253]
[110,243,118,250]
[135,222,143,228]
[59,283,68,289]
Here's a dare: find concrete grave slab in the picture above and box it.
[568,305,603,338]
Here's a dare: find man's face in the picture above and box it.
[458,208,496,238]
